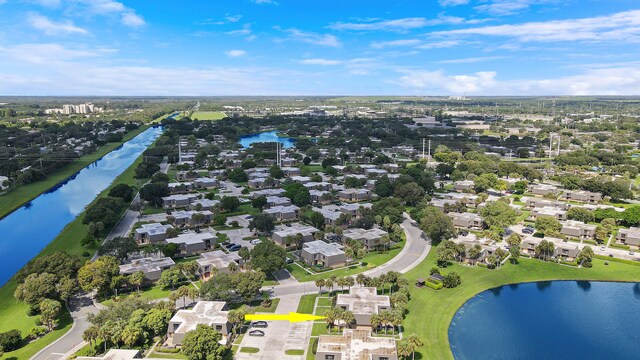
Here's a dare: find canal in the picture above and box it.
[0,126,163,285]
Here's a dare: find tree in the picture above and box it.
[509,245,520,264]
[419,206,456,243]
[406,334,424,360]
[39,299,62,332]
[535,216,562,236]
[535,240,555,261]
[181,324,226,360]
[467,244,482,264]
[83,325,100,349]
[398,341,413,359]
[249,213,275,233]
[129,271,145,292]
[200,272,235,301]
[108,183,134,202]
[121,322,146,348]
[622,206,640,226]
[506,233,522,247]
[577,245,594,267]
[98,236,137,262]
[220,196,240,212]
[250,241,287,274]
[394,182,425,206]
[308,211,326,229]
[0,329,22,352]
[284,182,311,206]
[143,307,173,336]
[14,272,58,310]
[227,309,246,341]
[374,175,394,197]
[595,226,609,244]
[227,168,248,183]
[269,165,284,179]
[567,207,595,223]
[16,251,81,283]
[473,173,498,193]
[442,272,461,288]
[83,197,126,228]
[77,256,120,295]
[238,247,251,264]
[234,271,266,300]
[315,279,325,294]
[479,201,517,229]
[251,196,267,210]
[139,182,169,207]
[158,269,183,290]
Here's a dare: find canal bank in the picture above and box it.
[0,126,163,360]
[0,125,151,220]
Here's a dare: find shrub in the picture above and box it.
[27,326,47,340]
[0,329,22,352]
[425,281,443,290]
[442,272,462,288]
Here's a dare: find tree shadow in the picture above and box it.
[576,280,591,293]
[536,281,552,292]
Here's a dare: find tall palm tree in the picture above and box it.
[83,325,99,350]
[324,308,338,332]
[315,279,325,294]
[339,310,356,330]
[397,341,413,360]
[344,276,355,290]
[356,273,367,287]
[406,334,424,360]
[370,313,382,335]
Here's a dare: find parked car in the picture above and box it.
[522,228,534,234]
[285,257,293,264]
[221,240,230,247]
[250,239,262,245]
[630,250,635,256]
[224,242,235,249]
[249,330,265,337]
[251,321,268,328]
[600,246,606,251]
[229,244,242,252]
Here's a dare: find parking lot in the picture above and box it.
[235,294,311,360]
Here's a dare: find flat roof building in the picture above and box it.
[167,301,231,346]
[119,257,175,281]
[301,240,347,268]
[316,329,397,360]
[336,287,391,327]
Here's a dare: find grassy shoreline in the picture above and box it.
[402,252,640,360]
[0,126,159,359]
[0,125,150,220]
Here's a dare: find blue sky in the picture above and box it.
[0,0,639,96]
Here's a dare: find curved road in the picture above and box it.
[31,213,431,359]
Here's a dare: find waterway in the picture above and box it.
[239,130,296,149]
[0,126,163,285]
[449,281,640,360]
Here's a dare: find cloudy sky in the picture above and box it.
[1,0,639,96]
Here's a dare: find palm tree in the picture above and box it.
[83,325,99,350]
[176,285,192,309]
[344,276,355,290]
[370,314,382,335]
[406,334,424,360]
[227,309,246,342]
[315,279,325,294]
[228,262,238,273]
[324,308,338,332]
[338,310,355,330]
[356,273,367,287]
[397,341,413,359]
[129,271,145,292]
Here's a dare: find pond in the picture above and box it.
[239,130,296,149]
[0,126,163,285]
[449,281,640,360]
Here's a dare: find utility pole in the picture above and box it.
[428,139,431,162]
[549,134,553,159]
[422,138,425,160]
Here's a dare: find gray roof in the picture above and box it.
[119,257,175,275]
[302,240,345,256]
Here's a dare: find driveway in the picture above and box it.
[31,293,102,360]
[235,294,309,360]
[220,228,257,250]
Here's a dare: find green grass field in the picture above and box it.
[0,125,149,220]
[402,252,640,360]
[191,111,227,121]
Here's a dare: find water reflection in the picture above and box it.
[239,131,296,149]
[577,280,592,292]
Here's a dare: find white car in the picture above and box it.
[250,239,262,245]
[600,246,606,251]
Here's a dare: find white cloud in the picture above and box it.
[275,27,341,47]
[29,0,61,6]
[371,39,421,49]
[0,43,113,64]
[439,0,470,6]
[300,59,344,66]
[28,13,88,35]
[121,12,145,27]
[475,0,556,16]
[395,66,640,95]
[225,50,247,57]
[252,0,278,4]
[430,10,640,43]
[226,24,252,36]
[417,40,462,49]
[226,15,242,23]
[438,56,505,64]
[329,15,488,32]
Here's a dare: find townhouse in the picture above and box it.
[119,257,175,281]
[338,188,372,203]
[301,240,347,268]
[616,227,640,247]
[527,184,559,196]
[342,227,388,251]
[167,301,231,346]
[134,223,173,245]
[335,287,391,327]
[561,190,602,203]
[272,223,319,246]
[448,212,484,230]
[316,329,398,360]
[263,205,300,222]
[560,220,597,240]
[196,250,243,280]
[529,206,567,221]
[453,180,475,192]
[165,232,216,256]
[162,194,198,209]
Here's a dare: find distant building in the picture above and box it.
[167,301,231,346]
[272,223,319,246]
[196,250,242,279]
[337,188,372,202]
[560,190,602,203]
[165,232,216,256]
[119,257,175,281]
[448,212,484,230]
[560,220,597,240]
[134,223,173,245]
[617,227,640,247]
[301,240,347,268]
[263,205,300,222]
[342,228,388,251]
[335,287,391,327]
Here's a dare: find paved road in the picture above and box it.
[31,293,102,360]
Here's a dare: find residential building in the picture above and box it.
[617,227,640,247]
[189,198,220,211]
[522,197,569,210]
[170,210,214,227]
[310,189,332,204]
[554,243,580,261]
[134,223,173,245]
[250,188,286,198]
[520,237,543,256]
[265,196,292,208]
[338,188,372,202]
[76,349,143,360]
[448,212,484,230]
[364,168,388,178]
[340,203,372,218]
[196,250,242,279]
[560,220,597,240]
[561,190,602,203]
[301,240,347,268]
[165,232,216,256]
[119,257,175,281]
[167,301,231,346]
[176,171,199,182]
[530,207,567,221]
[443,192,478,206]
[342,228,388,251]
[453,180,475,192]
[290,175,312,184]
[162,194,198,209]
[263,205,300,222]
[316,329,397,360]
[527,184,559,196]
[193,177,218,189]
[272,223,319,246]
[281,167,301,177]
[336,287,391,327]
[168,182,194,194]
[430,198,458,211]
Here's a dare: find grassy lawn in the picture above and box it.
[285,349,305,355]
[297,294,319,314]
[402,251,640,360]
[316,297,333,307]
[0,131,160,359]
[239,347,260,353]
[148,351,188,359]
[286,240,405,282]
[0,307,73,359]
[191,111,227,121]
[0,125,149,220]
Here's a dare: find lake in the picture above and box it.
[0,126,163,285]
[449,281,640,360]
[239,130,296,149]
